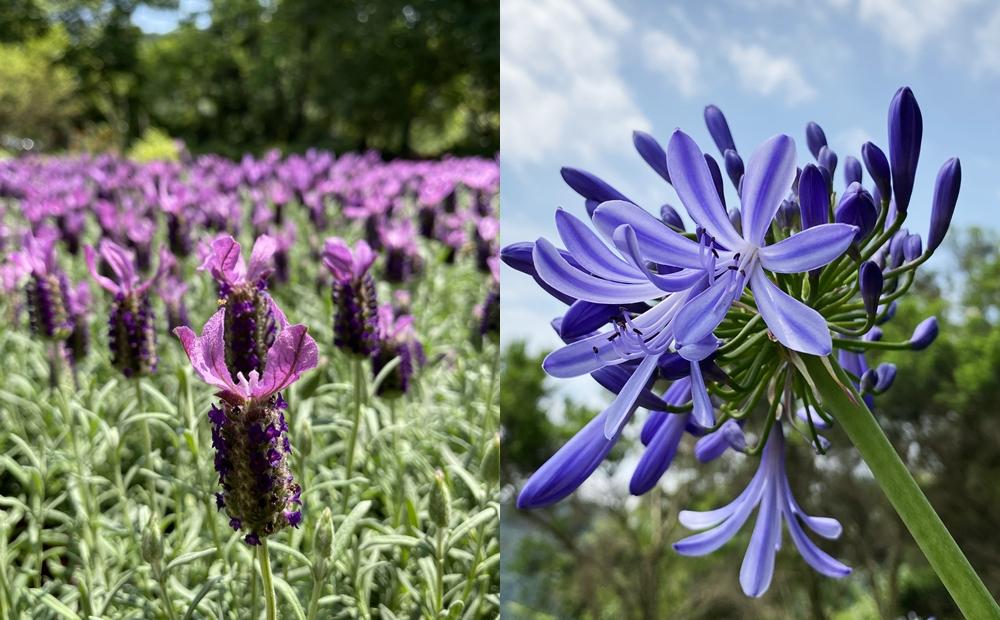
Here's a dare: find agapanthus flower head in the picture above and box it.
[371,304,425,397]
[323,237,379,356]
[174,307,317,545]
[200,235,279,380]
[86,240,165,378]
[506,85,956,599]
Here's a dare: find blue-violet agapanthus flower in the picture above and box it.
[504,85,957,597]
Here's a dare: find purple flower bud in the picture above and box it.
[324,238,380,356]
[632,130,671,184]
[910,316,938,350]
[704,154,726,208]
[500,242,576,305]
[862,142,891,203]
[818,146,838,177]
[888,86,922,213]
[806,121,828,159]
[704,105,736,155]
[926,158,961,254]
[798,164,829,230]
[724,149,744,189]
[843,155,862,187]
[108,292,158,378]
[865,326,884,342]
[560,167,631,205]
[903,234,922,262]
[859,261,883,317]
[874,362,897,392]
[372,306,425,397]
[835,182,877,241]
[860,369,878,393]
[877,300,897,325]
[659,204,685,231]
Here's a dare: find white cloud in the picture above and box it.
[834,126,875,155]
[640,30,701,97]
[727,44,816,104]
[852,0,970,56]
[500,0,650,166]
[974,5,1000,74]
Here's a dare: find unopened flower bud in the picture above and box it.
[859,261,883,318]
[903,234,923,262]
[818,146,838,178]
[843,155,862,187]
[704,105,736,155]
[704,154,726,207]
[798,164,828,230]
[724,149,744,189]
[888,86,922,213]
[862,142,891,203]
[806,121,828,159]
[429,469,451,529]
[633,130,671,184]
[874,363,897,392]
[835,182,877,242]
[659,204,684,231]
[926,158,961,254]
[910,316,938,350]
[141,513,163,567]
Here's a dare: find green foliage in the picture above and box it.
[126,126,180,161]
[0,203,499,617]
[0,25,78,149]
[0,0,498,156]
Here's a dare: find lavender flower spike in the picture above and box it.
[18,233,72,341]
[674,423,850,597]
[323,238,380,356]
[174,308,318,545]
[86,240,165,377]
[200,234,280,381]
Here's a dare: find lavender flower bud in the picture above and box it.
[211,396,302,545]
[480,433,500,484]
[798,164,828,230]
[704,105,737,155]
[480,287,500,337]
[418,205,437,239]
[167,214,192,257]
[859,261,883,318]
[909,317,938,350]
[632,130,671,184]
[141,513,163,567]
[429,469,451,529]
[844,155,862,187]
[862,142,892,203]
[704,154,726,208]
[835,182,877,242]
[108,292,157,377]
[818,146,838,178]
[724,149,744,189]
[926,158,961,254]
[806,121,828,159]
[888,86,922,213]
[659,204,685,231]
[372,339,424,397]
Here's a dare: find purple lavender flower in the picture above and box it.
[86,240,164,378]
[200,235,279,380]
[371,305,425,397]
[674,423,850,597]
[323,238,379,356]
[380,220,422,283]
[478,257,500,338]
[17,233,72,341]
[175,307,318,545]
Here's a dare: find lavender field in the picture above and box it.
[0,150,500,619]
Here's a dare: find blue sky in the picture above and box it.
[132,0,210,34]
[500,0,1000,405]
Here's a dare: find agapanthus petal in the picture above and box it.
[758,223,857,274]
[740,135,797,245]
[532,238,662,304]
[666,131,743,250]
[604,355,660,439]
[500,241,577,305]
[675,472,765,553]
[695,419,746,462]
[591,363,669,411]
[517,410,620,509]
[560,300,619,341]
[615,225,708,292]
[740,480,781,597]
[688,362,715,428]
[672,274,739,346]
[592,200,704,269]
[555,210,645,282]
[630,412,687,495]
[749,268,831,355]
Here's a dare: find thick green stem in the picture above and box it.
[341,357,365,513]
[803,355,1000,619]
[257,539,277,620]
